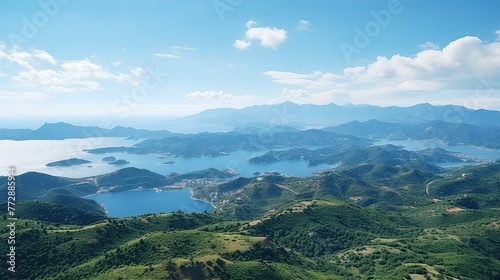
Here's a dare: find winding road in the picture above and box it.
[425,179,440,195]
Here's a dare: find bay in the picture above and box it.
[87,188,214,218]
[0,138,331,178]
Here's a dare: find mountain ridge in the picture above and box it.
[0,122,175,140]
[177,102,500,128]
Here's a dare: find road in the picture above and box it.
[276,184,299,195]
[425,179,440,195]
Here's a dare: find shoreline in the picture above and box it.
[188,188,217,209]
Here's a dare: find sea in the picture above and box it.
[2,137,499,217]
[0,137,331,217]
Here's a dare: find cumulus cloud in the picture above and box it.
[0,45,143,93]
[185,90,256,101]
[233,39,252,50]
[264,35,500,108]
[234,21,287,50]
[297,19,310,31]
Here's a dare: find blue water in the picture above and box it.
[0,138,332,178]
[87,188,214,218]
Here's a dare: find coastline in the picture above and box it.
[188,188,217,209]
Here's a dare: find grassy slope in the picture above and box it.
[0,197,498,280]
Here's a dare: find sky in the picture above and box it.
[0,0,499,128]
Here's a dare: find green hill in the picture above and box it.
[0,172,78,200]
[0,162,499,279]
[1,198,499,280]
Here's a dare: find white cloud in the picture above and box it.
[496,30,500,41]
[246,27,287,49]
[264,71,339,88]
[130,67,145,78]
[155,53,182,59]
[0,46,32,68]
[0,45,58,69]
[297,19,310,31]
[419,41,440,50]
[264,35,500,108]
[282,88,311,98]
[185,90,256,101]
[113,60,122,67]
[246,19,257,28]
[233,39,252,50]
[33,50,56,64]
[171,46,198,51]
[234,21,287,50]
[0,46,143,93]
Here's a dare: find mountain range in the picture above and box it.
[177,102,500,128]
[2,103,500,140]
[324,119,500,149]
[0,122,173,140]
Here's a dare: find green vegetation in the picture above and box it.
[0,198,498,279]
[0,161,499,279]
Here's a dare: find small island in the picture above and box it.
[102,156,117,162]
[108,159,130,165]
[46,158,91,167]
[161,161,176,165]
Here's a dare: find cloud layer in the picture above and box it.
[0,45,143,98]
[264,36,500,107]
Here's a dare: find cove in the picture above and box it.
[87,188,214,218]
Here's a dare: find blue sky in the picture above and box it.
[1,0,499,128]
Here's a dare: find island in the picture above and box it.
[102,156,117,162]
[46,158,91,167]
[161,161,176,165]
[108,159,130,165]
